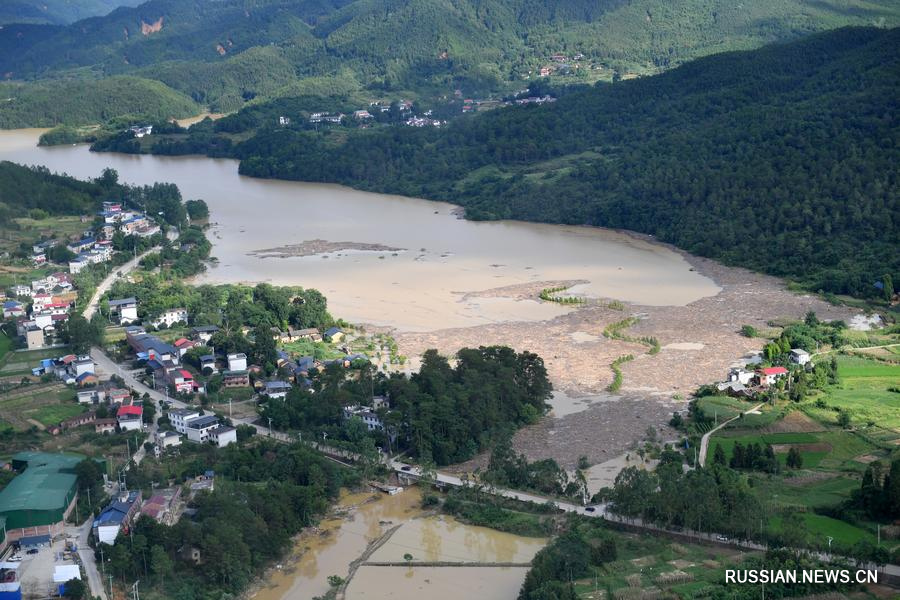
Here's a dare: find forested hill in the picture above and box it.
[0,1,141,25]
[236,27,899,298]
[1,0,898,125]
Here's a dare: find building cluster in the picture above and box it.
[717,349,811,397]
[97,200,160,240]
[128,125,153,138]
[3,272,77,349]
[30,353,97,386]
[167,408,236,448]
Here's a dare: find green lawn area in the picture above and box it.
[0,346,71,375]
[801,356,900,430]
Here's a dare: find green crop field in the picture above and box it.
[30,403,85,426]
[753,476,859,510]
[769,513,874,548]
[802,357,900,430]
[707,429,880,472]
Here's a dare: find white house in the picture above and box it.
[728,368,755,385]
[208,426,237,448]
[789,349,811,366]
[77,390,98,404]
[153,308,188,328]
[343,405,384,432]
[108,297,139,324]
[72,357,95,378]
[168,408,201,434]
[184,415,221,443]
[227,353,247,372]
[157,431,182,448]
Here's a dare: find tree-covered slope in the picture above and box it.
[0,0,142,25]
[0,76,199,128]
[1,0,897,121]
[235,27,899,297]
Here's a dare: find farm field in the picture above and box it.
[572,529,749,600]
[0,383,84,430]
[769,513,874,548]
[802,356,900,430]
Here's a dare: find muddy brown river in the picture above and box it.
[0,129,719,331]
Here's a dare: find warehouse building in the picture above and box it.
[0,453,82,546]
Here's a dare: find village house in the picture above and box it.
[756,366,788,387]
[108,298,139,324]
[191,325,219,343]
[25,325,45,350]
[227,353,247,371]
[94,419,117,434]
[208,426,237,448]
[223,370,250,387]
[789,349,811,365]
[93,490,142,545]
[199,354,217,373]
[728,367,755,385]
[156,431,182,449]
[324,327,344,342]
[60,411,97,431]
[263,380,292,399]
[10,284,32,298]
[184,415,221,443]
[116,405,143,431]
[290,327,321,342]
[169,369,195,394]
[343,405,387,433]
[173,338,198,357]
[3,301,24,318]
[152,308,188,328]
[168,409,201,434]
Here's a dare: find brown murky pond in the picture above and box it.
[0,129,719,331]
[250,488,545,600]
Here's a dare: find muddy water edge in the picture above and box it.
[250,487,546,600]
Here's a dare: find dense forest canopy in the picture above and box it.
[1,0,897,125]
[232,26,899,298]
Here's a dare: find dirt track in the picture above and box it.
[393,242,858,468]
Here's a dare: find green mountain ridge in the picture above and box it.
[0,0,142,26]
[229,26,898,298]
[1,0,898,125]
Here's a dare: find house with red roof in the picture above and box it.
[173,338,197,357]
[117,405,144,431]
[169,369,194,394]
[756,366,788,387]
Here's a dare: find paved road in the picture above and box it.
[82,248,159,321]
[697,402,764,467]
[64,518,106,600]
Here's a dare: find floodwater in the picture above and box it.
[250,488,546,600]
[0,128,720,331]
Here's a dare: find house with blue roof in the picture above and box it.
[93,490,142,545]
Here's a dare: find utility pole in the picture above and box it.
[131,580,140,600]
[268,417,273,437]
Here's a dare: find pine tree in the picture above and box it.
[713,444,726,466]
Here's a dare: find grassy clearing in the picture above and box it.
[802,356,900,430]
[281,339,345,360]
